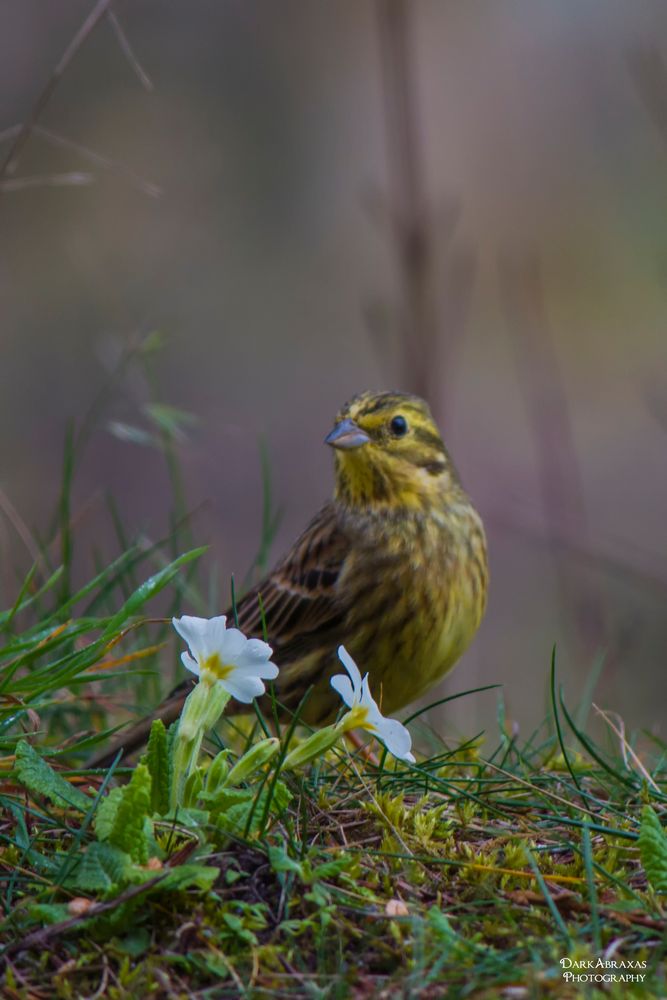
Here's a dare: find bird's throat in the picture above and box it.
[334,451,443,511]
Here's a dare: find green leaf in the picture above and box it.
[101,548,206,639]
[0,567,64,631]
[114,928,151,957]
[267,844,305,880]
[95,763,153,863]
[222,911,258,946]
[41,548,141,628]
[207,781,291,838]
[94,786,124,841]
[159,805,209,829]
[144,719,171,815]
[183,767,204,808]
[309,857,352,882]
[14,741,93,813]
[63,843,215,897]
[65,841,133,893]
[639,805,667,892]
[28,903,71,926]
[152,863,218,892]
[205,749,231,793]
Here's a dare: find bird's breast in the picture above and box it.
[338,501,487,714]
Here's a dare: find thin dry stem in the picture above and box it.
[0,0,115,181]
[0,1,158,196]
[106,9,154,92]
[593,703,659,791]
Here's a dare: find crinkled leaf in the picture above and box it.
[159,805,210,829]
[94,786,124,841]
[144,719,171,815]
[64,841,133,893]
[14,740,93,813]
[153,863,218,892]
[94,763,152,863]
[209,782,291,837]
[28,903,71,926]
[639,805,667,892]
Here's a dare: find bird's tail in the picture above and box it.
[87,680,192,770]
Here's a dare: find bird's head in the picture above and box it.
[325,391,461,510]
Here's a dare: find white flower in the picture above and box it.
[172,615,278,703]
[330,646,416,764]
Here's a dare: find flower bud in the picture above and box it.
[205,749,231,792]
[225,738,280,786]
[179,683,231,742]
[183,766,204,807]
[283,725,342,770]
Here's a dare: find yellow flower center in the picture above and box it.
[200,652,234,683]
[341,703,376,734]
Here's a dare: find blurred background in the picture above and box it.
[1,1,666,744]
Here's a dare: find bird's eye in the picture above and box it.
[389,414,408,437]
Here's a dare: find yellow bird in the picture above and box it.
[92,391,487,765]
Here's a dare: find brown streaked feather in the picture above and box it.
[234,504,347,650]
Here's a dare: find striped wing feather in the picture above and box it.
[235,503,348,663]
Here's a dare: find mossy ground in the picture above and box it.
[1,670,665,998]
[0,399,664,998]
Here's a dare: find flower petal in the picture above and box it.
[374,717,415,763]
[230,654,278,680]
[233,638,275,673]
[330,673,355,708]
[220,673,266,704]
[173,615,211,657]
[174,614,277,694]
[337,646,363,694]
[360,674,381,710]
[247,659,279,681]
[202,615,229,656]
[244,637,274,660]
[219,626,247,660]
[181,651,200,677]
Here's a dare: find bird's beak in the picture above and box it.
[324,418,370,450]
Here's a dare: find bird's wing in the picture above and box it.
[87,505,349,768]
[233,502,349,663]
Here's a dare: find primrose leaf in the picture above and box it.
[14,741,93,813]
[144,719,171,815]
[639,805,667,892]
[151,863,218,892]
[65,841,134,893]
[28,903,71,926]
[95,763,153,863]
[208,781,291,837]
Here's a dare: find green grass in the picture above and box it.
[0,383,665,998]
